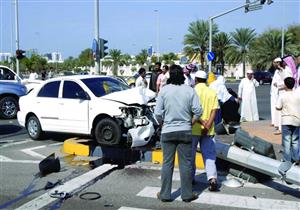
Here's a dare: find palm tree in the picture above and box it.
[161,53,178,65]
[120,53,132,66]
[212,32,231,74]
[109,49,122,75]
[225,27,256,77]
[135,49,148,66]
[249,29,294,69]
[183,20,218,69]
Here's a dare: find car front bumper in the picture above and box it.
[127,121,155,148]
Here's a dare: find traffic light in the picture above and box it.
[100,38,108,59]
[260,0,266,4]
[16,49,26,59]
[245,0,250,13]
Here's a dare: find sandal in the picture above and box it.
[208,178,218,192]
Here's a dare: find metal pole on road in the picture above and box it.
[94,0,100,74]
[208,0,261,72]
[154,10,159,62]
[14,0,20,76]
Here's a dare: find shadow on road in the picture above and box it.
[0,124,23,135]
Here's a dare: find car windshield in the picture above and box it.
[81,77,129,97]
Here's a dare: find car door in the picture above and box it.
[57,80,89,133]
[35,81,61,131]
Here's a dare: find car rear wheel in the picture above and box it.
[26,115,43,140]
[0,96,18,119]
[94,118,121,146]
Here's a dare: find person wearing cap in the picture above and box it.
[273,57,293,135]
[183,63,197,87]
[154,64,202,202]
[238,69,259,122]
[191,70,219,191]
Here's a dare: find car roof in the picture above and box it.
[49,75,114,82]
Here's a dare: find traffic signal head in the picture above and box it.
[260,0,266,4]
[100,38,108,59]
[245,0,250,13]
[16,49,26,59]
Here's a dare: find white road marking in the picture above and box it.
[15,164,116,210]
[0,155,39,164]
[20,143,63,159]
[118,207,152,210]
[137,186,300,210]
[0,139,33,148]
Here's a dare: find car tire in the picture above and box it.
[26,115,43,140]
[0,96,18,119]
[94,118,121,146]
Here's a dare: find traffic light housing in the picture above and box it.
[16,49,26,59]
[245,0,250,13]
[100,38,108,59]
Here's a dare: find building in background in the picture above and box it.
[0,53,12,62]
[44,52,64,63]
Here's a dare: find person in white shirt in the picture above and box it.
[276,77,300,163]
[238,69,259,122]
[28,70,38,80]
[135,68,148,88]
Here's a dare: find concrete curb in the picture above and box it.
[63,138,205,169]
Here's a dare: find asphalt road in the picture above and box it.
[1,84,300,210]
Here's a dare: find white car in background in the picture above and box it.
[17,75,158,148]
[0,65,44,92]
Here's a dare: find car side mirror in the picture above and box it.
[75,91,90,100]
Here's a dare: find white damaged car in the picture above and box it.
[17,75,158,148]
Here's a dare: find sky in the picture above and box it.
[0,0,299,59]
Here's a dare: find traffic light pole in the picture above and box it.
[14,0,20,76]
[208,0,261,72]
[94,0,100,74]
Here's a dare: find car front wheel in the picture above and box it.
[0,96,18,119]
[26,115,43,140]
[94,118,121,146]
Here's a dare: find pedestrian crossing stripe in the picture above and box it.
[137,186,300,210]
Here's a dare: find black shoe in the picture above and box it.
[182,193,198,202]
[208,178,218,192]
[157,192,172,202]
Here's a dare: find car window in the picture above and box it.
[0,67,16,80]
[63,81,86,99]
[37,81,60,98]
[81,77,129,97]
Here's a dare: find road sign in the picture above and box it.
[148,45,153,57]
[207,51,215,61]
[92,39,99,61]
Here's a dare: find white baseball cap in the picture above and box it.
[194,70,207,79]
[246,70,254,74]
[274,57,282,62]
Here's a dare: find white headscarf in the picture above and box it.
[209,75,232,103]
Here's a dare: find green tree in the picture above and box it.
[249,29,294,69]
[287,24,300,55]
[135,49,148,65]
[109,49,122,75]
[120,53,132,66]
[225,27,256,77]
[212,32,231,74]
[161,53,178,65]
[78,48,94,67]
[183,19,218,69]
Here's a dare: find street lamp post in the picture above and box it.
[94,0,100,74]
[208,0,264,72]
[154,10,159,62]
[14,0,20,76]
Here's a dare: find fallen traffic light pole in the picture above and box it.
[216,141,300,186]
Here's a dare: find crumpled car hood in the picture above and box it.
[101,87,156,105]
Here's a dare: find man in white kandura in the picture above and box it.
[238,69,259,122]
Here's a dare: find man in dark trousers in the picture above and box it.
[155,65,202,202]
[149,62,162,92]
